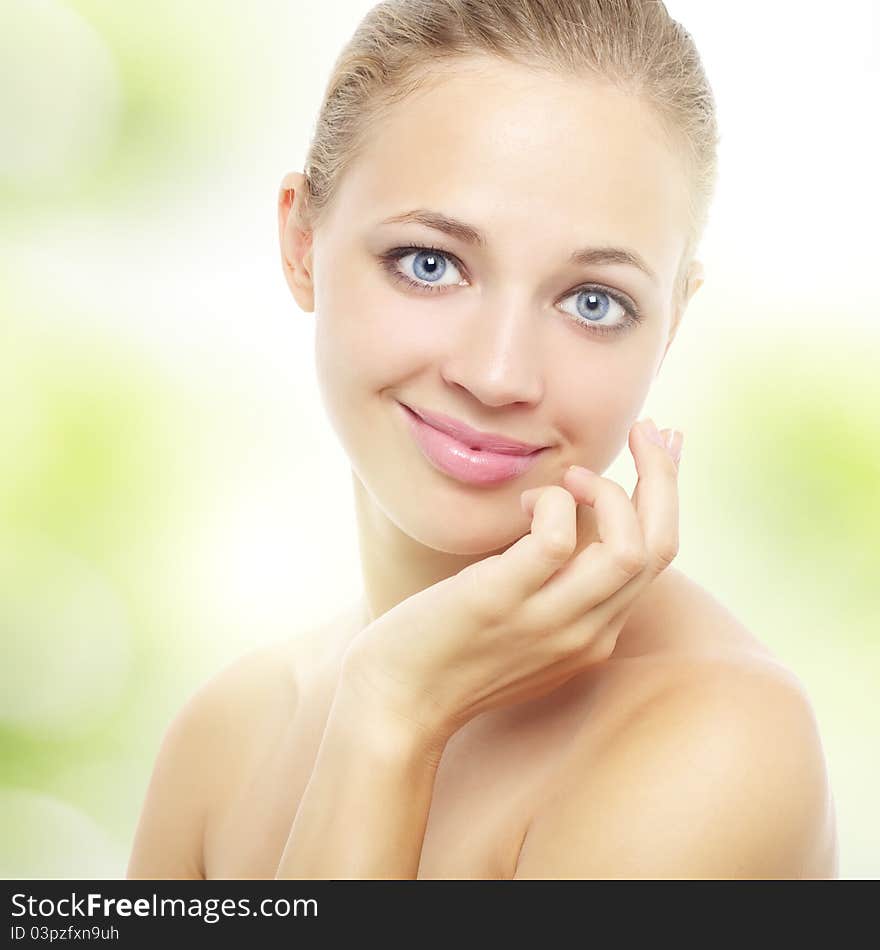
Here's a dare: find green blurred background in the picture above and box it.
[1,0,877,878]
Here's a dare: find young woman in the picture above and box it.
[127,0,838,879]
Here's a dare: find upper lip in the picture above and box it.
[401,402,549,455]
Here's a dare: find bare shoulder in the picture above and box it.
[125,629,314,880]
[135,594,364,768]
[126,594,368,879]
[514,568,839,879]
[168,634,305,752]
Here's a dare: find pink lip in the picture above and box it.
[399,402,549,486]
[400,403,548,455]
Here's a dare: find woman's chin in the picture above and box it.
[391,508,529,557]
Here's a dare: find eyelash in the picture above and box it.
[378,244,643,337]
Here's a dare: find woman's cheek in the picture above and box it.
[360,297,455,385]
[553,344,653,460]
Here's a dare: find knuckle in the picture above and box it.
[559,625,592,656]
[653,537,679,569]
[519,597,559,638]
[588,632,618,663]
[471,588,508,626]
[558,625,614,663]
[583,623,622,663]
[538,530,575,562]
[613,542,649,576]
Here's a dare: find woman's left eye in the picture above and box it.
[556,286,639,336]
[378,245,642,337]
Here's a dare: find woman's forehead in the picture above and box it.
[336,63,687,255]
[332,66,688,288]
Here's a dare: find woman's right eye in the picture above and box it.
[379,246,468,294]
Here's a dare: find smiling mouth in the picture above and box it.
[400,402,549,456]
[400,402,549,486]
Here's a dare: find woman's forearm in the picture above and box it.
[274,670,452,880]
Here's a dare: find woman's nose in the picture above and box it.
[438,301,545,407]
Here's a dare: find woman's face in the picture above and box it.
[280,56,701,556]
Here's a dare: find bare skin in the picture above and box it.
[127,55,838,879]
[127,567,838,879]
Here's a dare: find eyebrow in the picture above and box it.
[379,208,658,283]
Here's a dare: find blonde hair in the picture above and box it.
[301,0,720,311]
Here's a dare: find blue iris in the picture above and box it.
[412,251,447,282]
[576,290,610,322]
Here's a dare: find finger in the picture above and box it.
[627,419,681,575]
[627,424,675,524]
[478,485,578,609]
[522,464,647,629]
[566,418,683,630]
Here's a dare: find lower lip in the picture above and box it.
[400,403,547,485]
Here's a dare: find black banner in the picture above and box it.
[0,879,855,945]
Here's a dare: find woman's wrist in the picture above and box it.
[334,655,455,768]
[274,658,452,879]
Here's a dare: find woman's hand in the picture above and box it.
[340,418,684,742]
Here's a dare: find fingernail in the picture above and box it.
[664,429,683,464]
[568,464,594,477]
[641,418,665,447]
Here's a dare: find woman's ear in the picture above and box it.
[685,259,705,303]
[277,171,316,312]
[657,259,705,375]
